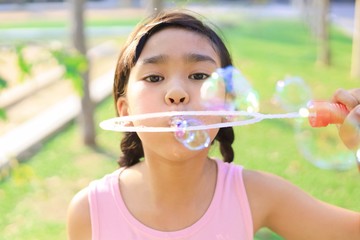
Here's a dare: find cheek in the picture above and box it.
[209,128,220,143]
[125,85,166,128]
[126,84,161,114]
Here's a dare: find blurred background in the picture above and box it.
[0,0,359,239]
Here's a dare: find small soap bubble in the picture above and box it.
[171,116,210,151]
[200,66,260,113]
[294,118,356,170]
[274,76,312,112]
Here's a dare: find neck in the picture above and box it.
[118,151,218,231]
[141,152,216,207]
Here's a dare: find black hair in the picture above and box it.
[113,10,234,167]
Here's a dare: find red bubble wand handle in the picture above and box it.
[307,101,349,127]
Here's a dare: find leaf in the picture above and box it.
[0,108,7,120]
[65,71,84,96]
[15,44,32,82]
[50,48,88,96]
[0,76,8,90]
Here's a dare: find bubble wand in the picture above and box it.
[99,101,350,132]
[101,66,357,170]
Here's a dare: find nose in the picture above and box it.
[165,87,189,105]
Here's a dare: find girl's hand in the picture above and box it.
[332,88,360,150]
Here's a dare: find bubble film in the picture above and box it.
[171,116,210,151]
[274,76,312,112]
[295,118,356,170]
[201,66,259,113]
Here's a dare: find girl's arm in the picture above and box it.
[332,88,360,150]
[67,187,92,240]
[244,170,360,240]
[245,88,360,239]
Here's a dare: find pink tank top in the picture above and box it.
[88,159,253,240]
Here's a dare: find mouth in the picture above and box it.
[169,115,185,127]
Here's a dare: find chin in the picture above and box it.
[142,134,208,160]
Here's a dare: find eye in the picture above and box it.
[143,75,164,83]
[189,73,209,81]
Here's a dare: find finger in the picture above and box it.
[339,105,360,150]
[349,88,360,104]
[332,88,360,111]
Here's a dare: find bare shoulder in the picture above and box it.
[242,169,360,239]
[241,169,291,231]
[242,169,299,201]
[242,168,286,190]
[67,187,92,240]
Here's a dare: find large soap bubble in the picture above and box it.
[201,66,260,113]
[274,76,312,112]
[272,77,356,170]
[294,118,356,171]
[168,66,260,150]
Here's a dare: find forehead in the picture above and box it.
[137,27,220,64]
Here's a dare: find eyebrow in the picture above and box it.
[140,53,217,65]
[141,54,168,64]
[186,53,217,65]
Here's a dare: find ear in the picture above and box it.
[116,97,129,117]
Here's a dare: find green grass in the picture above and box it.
[0,18,142,29]
[0,19,359,240]
[224,19,357,100]
[0,98,120,240]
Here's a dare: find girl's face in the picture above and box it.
[117,28,223,157]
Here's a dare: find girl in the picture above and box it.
[67,10,360,240]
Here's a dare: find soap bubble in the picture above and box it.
[201,66,260,114]
[171,116,210,151]
[294,118,356,170]
[272,77,356,171]
[274,76,312,112]
[200,71,226,110]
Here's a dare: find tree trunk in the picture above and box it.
[316,0,331,66]
[69,0,96,146]
[351,0,360,79]
[298,0,331,66]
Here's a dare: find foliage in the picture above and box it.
[50,47,88,96]
[0,108,6,120]
[0,43,88,121]
[15,44,33,82]
[0,75,7,89]
[0,74,7,120]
